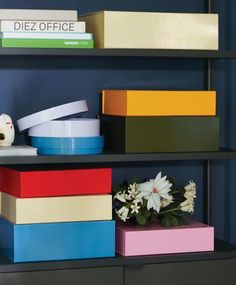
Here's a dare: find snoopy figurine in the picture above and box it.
[0,113,15,146]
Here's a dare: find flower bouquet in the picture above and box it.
[114,172,214,256]
[113,171,196,227]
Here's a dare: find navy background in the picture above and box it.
[0,1,235,244]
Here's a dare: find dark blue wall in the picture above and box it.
[0,1,235,244]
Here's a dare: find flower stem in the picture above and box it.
[160,207,181,214]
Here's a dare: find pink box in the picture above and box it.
[116,220,214,256]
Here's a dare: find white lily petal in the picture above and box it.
[160,193,172,199]
[155,175,167,188]
[117,206,127,214]
[152,193,161,212]
[122,207,129,219]
[147,195,155,210]
[155,172,162,182]
[167,182,173,188]
[136,191,149,198]
[159,187,172,194]
[157,180,170,190]
[153,171,161,184]
[155,196,161,212]
[138,181,153,193]
[114,193,126,203]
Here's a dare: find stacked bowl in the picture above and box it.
[17,100,103,155]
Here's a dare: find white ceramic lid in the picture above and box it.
[17,100,88,132]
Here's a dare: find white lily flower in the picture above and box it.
[130,203,140,214]
[184,180,197,200]
[116,206,129,221]
[184,191,196,200]
[128,183,139,197]
[161,195,174,208]
[114,192,126,202]
[180,199,194,214]
[133,197,143,205]
[123,191,132,201]
[137,172,172,212]
[184,180,197,192]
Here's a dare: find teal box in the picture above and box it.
[0,217,115,263]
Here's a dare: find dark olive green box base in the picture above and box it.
[101,115,220,153]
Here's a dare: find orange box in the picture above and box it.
[102,90,216,116]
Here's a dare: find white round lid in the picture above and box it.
[17,100,88,132]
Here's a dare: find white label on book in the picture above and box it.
[0,20,85,33]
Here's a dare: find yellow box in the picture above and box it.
[102,90,216,116]
[1,192,112,224]
[79,11,218,49]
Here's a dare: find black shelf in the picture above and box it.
[0,48,236,59]
[0,148,236,166]
[0,240,234,273]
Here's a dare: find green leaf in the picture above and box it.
[161,216,171,227]
[161,213,179,227]
[144,210,151,218]
[136,215,147,226]
[150,215,159,223]
[169,214,179,226]
[176,216,187,225]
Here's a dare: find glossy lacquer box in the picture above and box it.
[0,167,111,197]
[116,220,214,256]
[102,90,216,116]
[1,192,112,224]
[101,115,220,153]
[0,217,115,262]
[79,11,218,49]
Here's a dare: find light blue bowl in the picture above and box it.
[37,147,103,155]
[31,136,104,149]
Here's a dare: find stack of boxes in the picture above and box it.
[101,89,217,257]
[101,90,219,153]
[0,167,114,262]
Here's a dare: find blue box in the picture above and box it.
[0,217,115,262]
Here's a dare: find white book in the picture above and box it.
[0,32,93,40]
[0,145,37,156]
[0,9,78,21]
[0,20,85,33]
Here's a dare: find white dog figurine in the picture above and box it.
[0,113,15,146]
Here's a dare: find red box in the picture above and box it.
[0,167,111,198]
